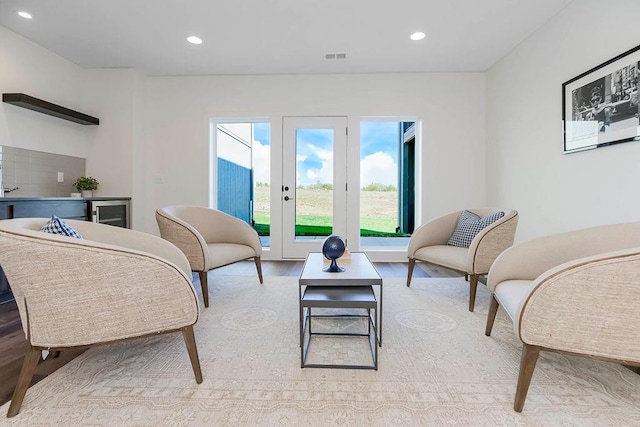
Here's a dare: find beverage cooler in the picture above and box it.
[89,199,130,228]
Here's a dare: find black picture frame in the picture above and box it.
[562,44,640,153]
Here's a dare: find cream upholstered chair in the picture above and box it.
[0,218,202,418]
[406,208,518,311]
[155,205,263,307]
[485,223,640,412]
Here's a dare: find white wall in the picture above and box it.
[1,23,488,259]
[82,69,138,198]
[0,25,92,157]
[4,1,640,254]
[486,0,640,243]
[139,73,487,247]
[0,25,134,202]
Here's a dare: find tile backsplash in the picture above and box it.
[0,146,85,197]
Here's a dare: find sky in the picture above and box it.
[252,122,271,184]
[251,121,400,187]
[359,122,399,187]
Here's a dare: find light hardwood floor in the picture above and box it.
[0,260,459,407]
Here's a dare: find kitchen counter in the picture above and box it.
[0,196,131,201]
[0,197,131,222]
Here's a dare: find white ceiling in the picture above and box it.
[0,0,574,76]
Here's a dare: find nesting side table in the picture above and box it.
[299,252,383,369]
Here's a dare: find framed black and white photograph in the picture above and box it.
[562,44,640,153]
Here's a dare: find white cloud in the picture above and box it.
[251,139,271,183]
[303,143,333,185]
[305,160,333,184]
[360,151,397,186]
[306,143,332,161]
[252,142,397,188]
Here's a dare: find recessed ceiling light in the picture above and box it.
[17,11,32,19]
[410,31,426,41]
[187,36,203,45]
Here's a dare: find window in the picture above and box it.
[359,120,415,248]
[214,120,271,247]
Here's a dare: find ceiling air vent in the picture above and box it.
[325,53,347,60]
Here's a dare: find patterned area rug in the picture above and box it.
[2,276,639,426]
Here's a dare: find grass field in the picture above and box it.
[253,185,406,237]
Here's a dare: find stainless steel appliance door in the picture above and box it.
[90,200,130,228]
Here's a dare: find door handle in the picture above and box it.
[284,196,293,201]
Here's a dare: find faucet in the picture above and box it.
[0,164,19,196]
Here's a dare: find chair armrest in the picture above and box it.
[516,248,640,363]
[467,210,518,274]
[0,230,199,348]
[407,211,461,257]
[156,210,209,271]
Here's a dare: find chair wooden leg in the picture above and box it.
[514,343,540,413]
[182,325,203,384]
[7,345,42,417]
[485,295,499,336]
[198,271,209,308]
[468,274,479,312]
[406,258,415,287]
[254,256,263,284]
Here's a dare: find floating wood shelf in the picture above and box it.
[2,93,99,125]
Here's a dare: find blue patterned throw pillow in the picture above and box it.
[446,210,505,248]
[40,215,83,239]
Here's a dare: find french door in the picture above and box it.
[281,117,348,258]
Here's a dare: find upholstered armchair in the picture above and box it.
[406,208,518,311]
[485,223,640,412]
[156,206,263,307]
[0,218,202,418]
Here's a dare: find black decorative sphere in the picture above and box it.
[322,235,346,272]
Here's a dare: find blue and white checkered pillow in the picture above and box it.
[446,210,505,248]
[40,215,83,239]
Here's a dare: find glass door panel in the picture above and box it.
[282,117,347,258]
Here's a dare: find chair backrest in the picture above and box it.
[156,206,210,271]
[490,221,640,286]
[0,218,198,347]
[156,205,261,254]
[0,218,192,278]
[158,206,214,235]
[512,223,640,361]
[466,208,519,274]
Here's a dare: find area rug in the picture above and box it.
[1,276,639,426]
